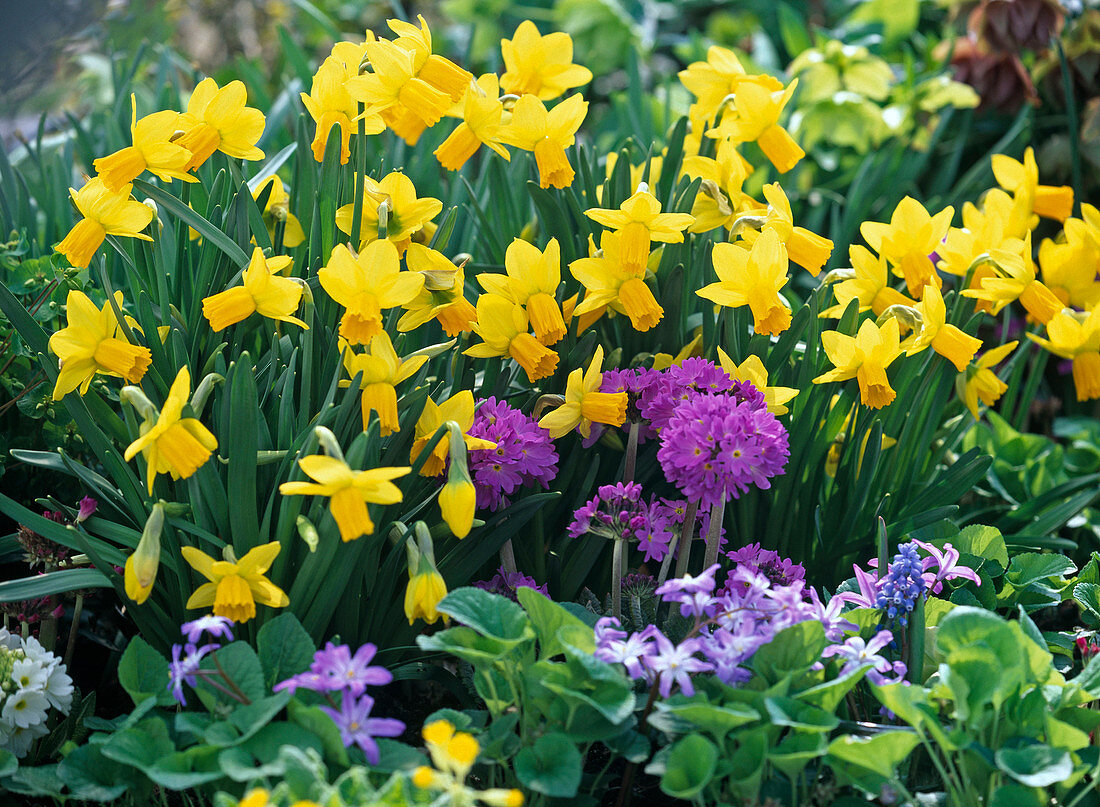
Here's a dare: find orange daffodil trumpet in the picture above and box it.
[202,247,308,332]
[122,366,218,494]
[181,542,288,624]
[538,345,628,438]
[48,290,152,399]
[279,427,410,543]
[698,229,792,336]
[813,318,904,410]
[707,77,804,173]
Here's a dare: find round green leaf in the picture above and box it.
[660,735,717,800]
[514,732,582,798]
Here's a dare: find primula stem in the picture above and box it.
[622,421,640,484]
[611,537,623,620]
[701,497,725,569]
[672,501,699,580]
[614,683,661,807]
[499,539,518,576]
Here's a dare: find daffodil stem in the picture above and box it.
[63,593,83,668]
[672,500,699,580]
[212,655,252,705]
[622,420,639,484]
[349,103,367,247]
[499,539,517,576]
[611,537,623,620]
[702,497,725,569]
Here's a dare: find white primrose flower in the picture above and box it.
[10,659,49,692]
[2,688,49,729]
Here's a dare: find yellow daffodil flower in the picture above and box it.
[860,196,953,297]
[707,77,804,173]
[335,171,443,252]
[477,238,566,345]
[177,78,265,171]
[399,245,478,335]
[716,348,798,415]
[252,175,305,248]
[279,454,409,542]
[679,46,780,125]
[435,73,511,171]
[181,541,288,623]
[413,720,524,806]
[992,146,1074,224]
[682,139,753,233]
[93,95,195,192]
[48,289,151,399]
[569,231,664,331]
[1028,308,1100,401]
[340,332,427,435]
[202,247,307,332]
[55,177,154,269]
[300,42,384,164]
[739,183,834,276]
[500,20,592,100]
[821,245,916,318]
[409,390,496,477]
[1038,210,1100,310]
[123,366,218,494]
[124,503,165,605]
[961,235,1063,324]
[318,240,425,345]
[465,294,560,382]
[538,345,628,438]
[900,284,981,371]
[813,317,903,410]
[499,93,587,189]
[936,190,1023,285]
[697,229,792,336]
[585,188,695,270]
[957,341,1017,418]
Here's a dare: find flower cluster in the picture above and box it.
[658,390,789,509]
[596,559,861,691]
[467,397,558,510]
[0,628,74,758]
[275,642,404,764]
[473,567,549,602]
[834,540,981,626]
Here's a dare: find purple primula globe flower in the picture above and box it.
[320,691,405,765]
[474,567,550,602]
[180,615,235,645]
[75,496,98,523]
[657,392,789,510]
[467,397,558,511]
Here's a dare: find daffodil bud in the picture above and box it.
[124,502,165,604]
[405,522,448,625]
[376,199,391,241]
[438,423,476,539]
[313,426,346,463]
[119,385,159,422]
[876,304,923,335]
[189,372,224,416]
[296,515,319,553]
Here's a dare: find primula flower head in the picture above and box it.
[49,289,152,400]
[657,391,789,509]
[467,397,557,510]
[181,541,289,624]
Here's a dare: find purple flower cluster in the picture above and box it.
[639,359,763,431]
[595,559,859,691]
[724,542,805,589]
[568,484,713,563]
[275,642,404,764]
[467,397,558,511]
[833,540,981,626]
[474,567,550,601]
[168,615,235,706]
[657,391,789,510]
